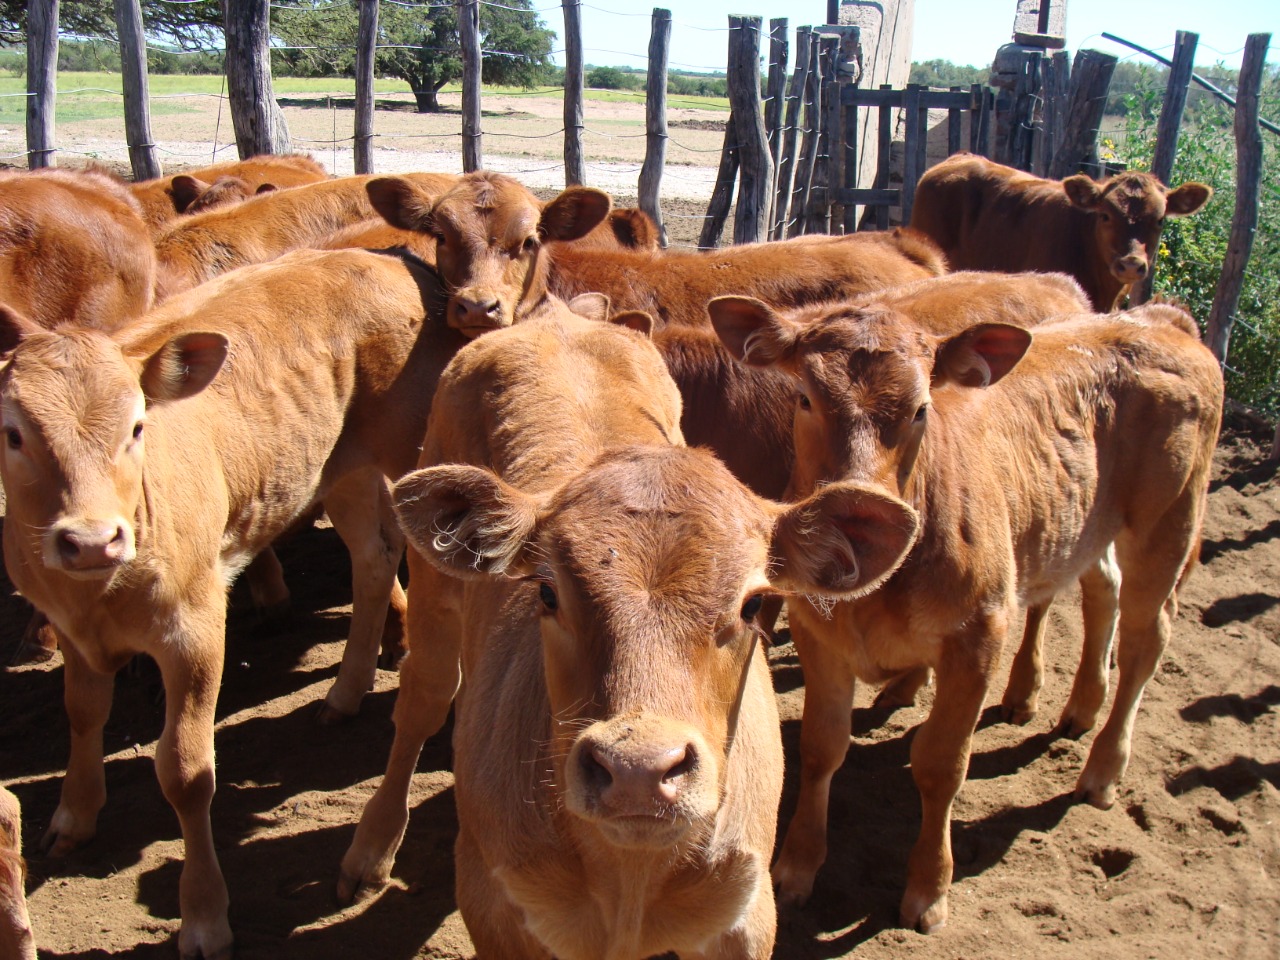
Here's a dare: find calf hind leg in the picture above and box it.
[1058,545,1121,738]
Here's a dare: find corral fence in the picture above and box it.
[12,2,1277,445]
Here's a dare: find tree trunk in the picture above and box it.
[413,87,442,113]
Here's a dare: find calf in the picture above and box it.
[0,787,35,960]
[338,312,920,959]
[0,247,473,959]
[129,153,328,232]
[0,168,155,331]
[153,172,456,301]
[909,153,1212,310]
[710,295,1222,933]
[367,171,945,336]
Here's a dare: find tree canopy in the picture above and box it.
[0,0,222,47]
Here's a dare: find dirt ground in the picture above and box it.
[2,392,1279,960]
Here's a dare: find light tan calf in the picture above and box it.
[339,313,920,959]
[711,297,1222,933]
[0,248,473,959]
[0,787,35,960]
[153,172,455,300]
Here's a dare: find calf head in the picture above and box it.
[0,306,227,581]
[394,445,917,849]
[368,171,610,338]
[1062,171,1211,288]
[710,296,1031,501]
[175,175,277,216]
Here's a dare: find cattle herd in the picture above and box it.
[0,150,1220,959]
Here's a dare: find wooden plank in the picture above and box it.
[900,83,922,223]
[699,114,738,249]
[353,0,378,174]
[26,0,58,168]
[224,0,291,158]
[638,8,672,246]
[876,84,892,229]
[824,77,843,232]
[114,0,160,180]
[561,0,586,185]
[947,84,962,157]
[1206,32,1270,365]
[842,97,858,233]
[1048,49,1117,179]
[458,0,483,172]
[772,25,811,239]
[1013,0,1066,48]
[728,15,774,244]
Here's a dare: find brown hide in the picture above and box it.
[0,787,35,960]
[0,248,470,958]
[152,172,456,301]
[572,205,663,251]
[340,313,919,959]
[318,218,438,263]
[712,295,1223,934]
[129,153,328,232]
[910,153,1212,310]
[0,168,155,331]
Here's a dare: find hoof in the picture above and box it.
[1055,714,1093,740]
[1000,702,1037,726]
[771,864,816,909]
[316,701,356,726]
[901,891,948,934]
[1073,781,1116,810]
[40,828,80,858]
[9,639,57,666]
[337,870,387,907]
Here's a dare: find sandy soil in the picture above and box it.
[2,395,1278,960]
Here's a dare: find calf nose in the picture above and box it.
[451,296,503,330]
[1114,256,1149,281]
[53,521,131,570]
[581,739,699,809]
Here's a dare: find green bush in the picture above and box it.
[586,65,641,91]
[1117,66,1280,415]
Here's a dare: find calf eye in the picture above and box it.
[522,236,539,254]
[132,421,144,441]
[797,393,812,411]
[430,231,447,245]
[913,405,928,424]
[740,594,764,621]
[5,428,20,451]
[539,582,558,612]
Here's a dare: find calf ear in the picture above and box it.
[1165,181,1212,216]
[934,323,1030,388]
[367,177,435,232]
[1062,175,1103,211]
[610,311,654,338]
[540,187,612,242]
[770,481,919,599]
[139,332,229,403]
[709,296,800,367]
[0,303,40,355]
[566,292,611,323]
[170,175,210,213]
[255,182,278,195]
[393,464,540,579]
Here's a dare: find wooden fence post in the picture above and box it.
[804,36,837,233]
[26,0,58,169]
[1206,33,1269,368]
[458,0,483,172]
[1035,51,1070,176]
[639,7,671,245]
[114,0,161,180]
[224,0,291,158]
[773,25,812,239]
[1134,30,1199,303]
[699,114,738,248]
[354,0,379,174]
[788,30,822,237]
[728,15,773,244]
[562,0,586,186]
[1048,49,1117,179]
[764,18,789,230]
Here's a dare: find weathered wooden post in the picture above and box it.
[1133,30,1199,303]
[700,116,739,249]
[638,8,672,246]
[224,0,291,158]
[1206,33,1269,371]
[805,35,838,233]
[26,0,58,169]
[354,0,379,174]
[772,25,812,239]
[788,30,822,237]
[1035,50,1070,176]
[458,0,483,172]
[562,0,586,186]
[764,18,789,229]
[114,0,161,180]
[728,15,773,244]
[1048,49,1117,179]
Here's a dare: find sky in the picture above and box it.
[560,0,1278,73]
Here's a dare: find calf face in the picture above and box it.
[0,787,35,960]
[1062,172,1211,286]
[368,171,610,337]
[0,310,226,580]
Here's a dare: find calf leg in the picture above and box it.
[338,553,462,903]
[320,469,405,720]
[244,547,290,617]
[1059,545,1121,738]
[874,666,932,710]
[1000,600,1050,725]
[900,615,1002,933]
[771,610,857,907]
[0,788,36,960]
[12,607,57,665]
[42,638,113,856]
[152,609,231,960]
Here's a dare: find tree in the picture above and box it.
[0,0,223,47]
[272,0,556,113]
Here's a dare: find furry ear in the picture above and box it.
[539,187,612,242]
[393,464,541,579]
[770,481,919,599]
[934,323,1031,388]
[610,208,661,250]
[0,303,41,355]
[169,175,211,213]
[1164,181,1212,216]
[708,296,800,367]
[139,332,229,403]
[255,182,278,195]
[610,310,654,338]
[566,292,611,323]
[1062,175,1104,211]
[367,177,436,232]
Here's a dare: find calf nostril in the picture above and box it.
[483,300,502,318]
[56,530,81,560]
[582,746,614,793]
[657,744,696,802]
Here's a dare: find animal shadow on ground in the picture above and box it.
[1199,519,1280,562]
[1166,756,1280,802]
[1180,684,1280,724]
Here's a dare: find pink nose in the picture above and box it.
[1114,256,1148,281]
[580,739,698,809]
[53,521,130,570]
[451,296,503,329]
